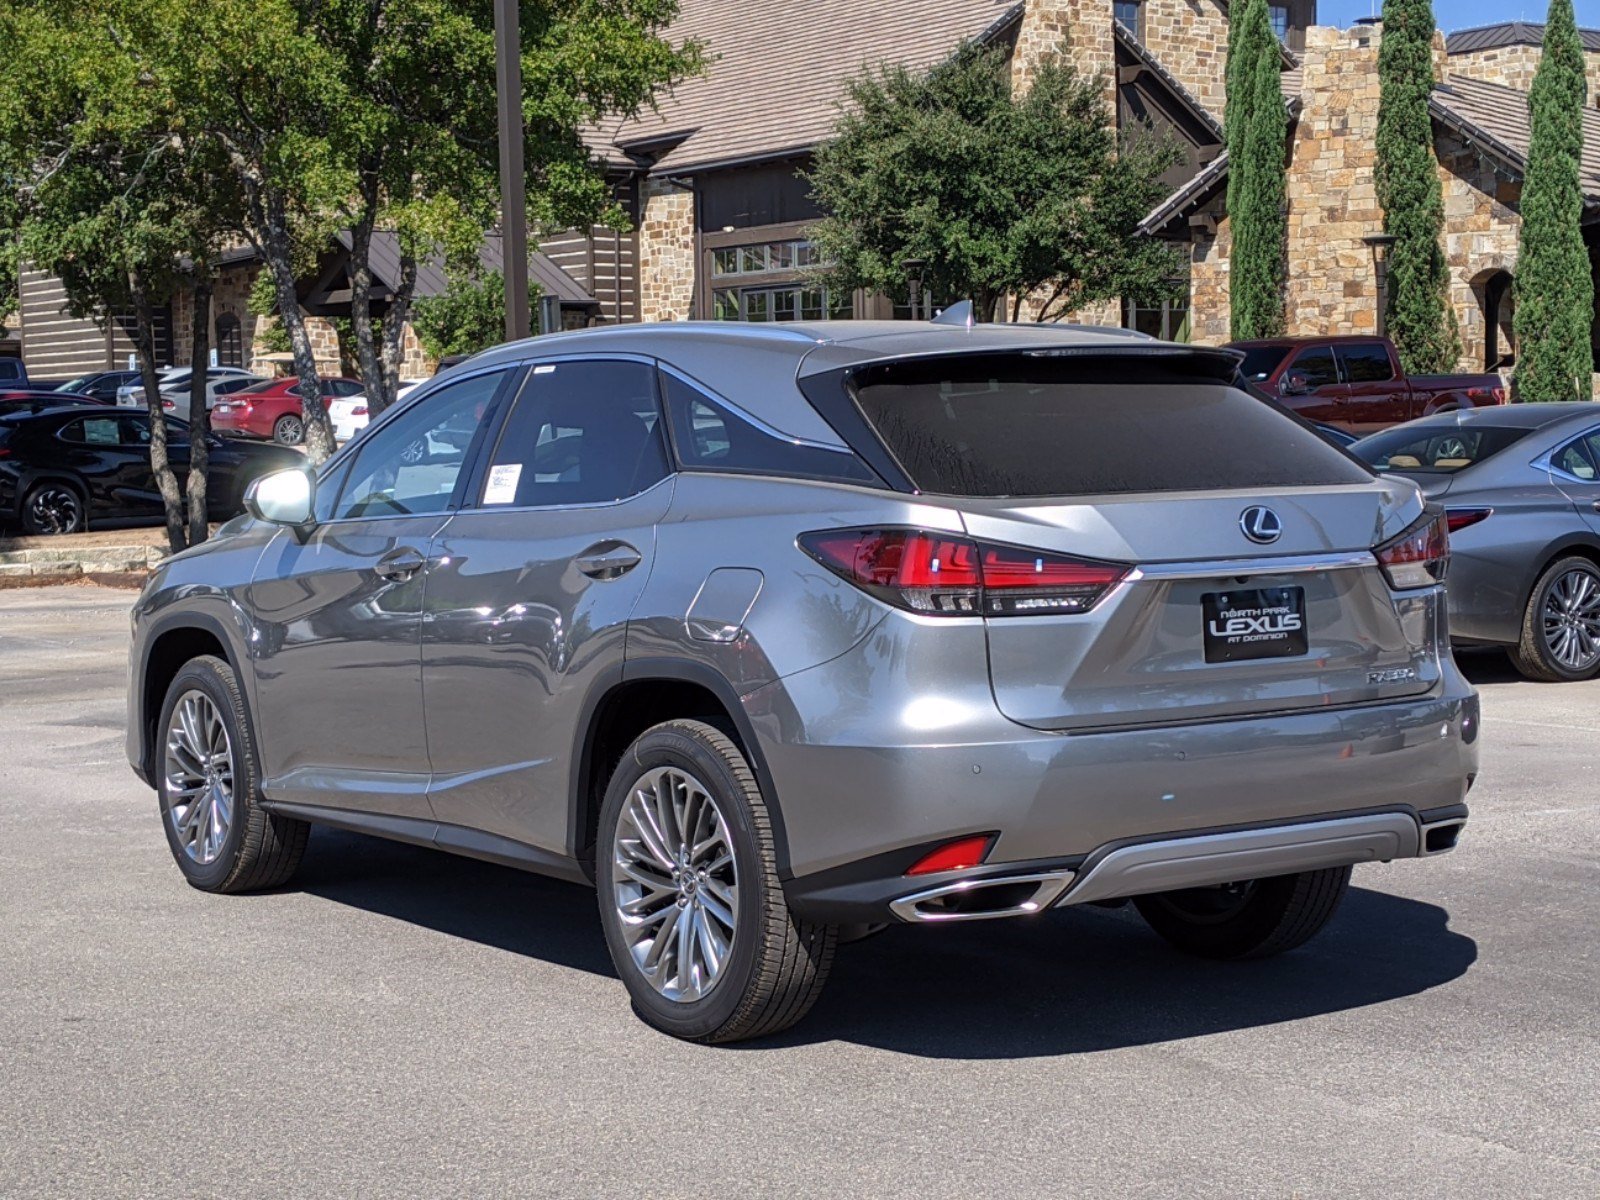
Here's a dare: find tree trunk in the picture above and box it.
[130,270,188,555]
[185,274,214,548]
[347,209,387,417]
[378,248,419,416]
[261,190,336,463]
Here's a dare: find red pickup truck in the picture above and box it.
[1227,335,1506,433]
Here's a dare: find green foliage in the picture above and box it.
[1225,0,1288,340]
[1375,0,1461,373]
[257,322,293,355]
[1515,0,1594,401]
[412,270,513,359]
[806,41,1181,323]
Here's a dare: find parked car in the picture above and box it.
[0,406,303,535]
[212,376,366,445]
[1352,402,1600,681]
[117,366,262,414]
[0,389,104,416]
[1228,335,1505,433]
[55,369,142,403]
[0,357,31,385]
[327,392,371,442]
[125,320,1475,1044]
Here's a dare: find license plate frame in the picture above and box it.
[1202,586,1309,663]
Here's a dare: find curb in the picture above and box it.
[0,543,165,585]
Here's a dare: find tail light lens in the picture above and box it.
[799,528,1129,617]
[161,398,175,410]
[1445,506,1492,534]
[905,834,995,876]
[1375,510,1449,590]
[352,405,368,416]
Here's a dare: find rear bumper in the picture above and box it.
[880,806,1467,923]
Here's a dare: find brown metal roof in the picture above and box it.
[1446,21,1600,56]
[1430,74,1600,205]
[591,0,1024,174]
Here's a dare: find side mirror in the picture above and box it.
[244,468,315,529]
[1281,370,1312,396]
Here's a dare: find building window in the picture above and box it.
[215,313,243,367]
[711,238,818,278]
[711,284,851,323]
[1124,292,1191,342]
[1114,1,1143,39]
[1269,4,1291,44]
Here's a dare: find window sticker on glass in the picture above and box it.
[484,462,523,504]
[532,365,555,375]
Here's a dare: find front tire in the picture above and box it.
[156,655,309,893]
[272,414,305,446]
[596,720,836,1043]
[1133,867,1351,960]
[21,481,86,535]
[1510,556,1600,681]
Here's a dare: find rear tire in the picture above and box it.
[155,655,309,893]
[21,481,86,535]
[273,414,305,446]
[1509,556,1600,682]
[1133,867,1351,960]
[595,720,836,1043]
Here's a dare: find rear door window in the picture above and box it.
[848,355,1370,498]
[1336,342,1395,383]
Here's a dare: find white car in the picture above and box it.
[118,367,262,417]
[327,394,371,443]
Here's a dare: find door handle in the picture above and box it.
[575,541,642,580]
[375,546,426,581]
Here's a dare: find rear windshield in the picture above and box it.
[1237,346,1291,383]
[1351,425,1532,474]
[848,356,1371,498]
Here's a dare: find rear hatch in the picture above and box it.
[845,350,1442,732]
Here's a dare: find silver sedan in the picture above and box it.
[1352,402,1600,680]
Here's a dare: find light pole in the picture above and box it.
[495,0,531,340]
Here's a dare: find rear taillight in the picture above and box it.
[905,834,995,876]
[1375,510,1449,590]
[798,528,1129,617]
[1445,506,1493,534]
[161,398,175,410]
[352,405,367,416]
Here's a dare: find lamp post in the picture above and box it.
[904,259,926,321]
[495,0,531,340]
[1363,233,1397,339]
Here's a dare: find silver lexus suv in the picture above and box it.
[126,320,1478,1042]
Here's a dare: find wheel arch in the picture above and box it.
[134,611,246,785]
[18,471,90,526]
[570,658,792,881]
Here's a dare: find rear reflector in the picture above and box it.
[1376,510,1449,590]
[905,835,995,876]
[352,405,368,416]
[799,528,1128,617]
[1445,506,1493,534]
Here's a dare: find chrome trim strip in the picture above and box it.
[888,871,1076,923]
[1418,816,1466,857]
[1057,813,1423,907]
[657,361,854,453]
[1133,550,1376,581]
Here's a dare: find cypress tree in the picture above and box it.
[1226,0,1288,340]
[1375,0,1461,373]
[1515,0,1594,401]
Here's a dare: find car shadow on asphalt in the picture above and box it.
[294,828,1474,1058]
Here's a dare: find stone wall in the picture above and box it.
[1140,0,1230,121]
[1189,213,1231,344]
[636,177,695,323]
[1436,127,1522,374]
[1448,44,1600,105]
[1282,23,1384,337]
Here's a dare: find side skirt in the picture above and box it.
[260,799,592,886]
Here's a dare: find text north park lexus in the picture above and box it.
[127,317,1477,1042]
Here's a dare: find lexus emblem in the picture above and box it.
[1240,506,1283,544]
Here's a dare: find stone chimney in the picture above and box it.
[1140,0,1231,122]
[1283,23,1385,336]
[1012,0,1116,115]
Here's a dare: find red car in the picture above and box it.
[210,377,366,445]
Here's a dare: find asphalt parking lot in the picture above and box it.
[1,585,1596,1199]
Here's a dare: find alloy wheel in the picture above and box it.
[276,416,304,445]
[25,486,81,534]
[162,690,235,865]
[1541,567,1600,672]
[611,766,739,1003]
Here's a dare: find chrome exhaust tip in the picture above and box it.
[888,870,1075,923]
[1420,817,1465,856]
